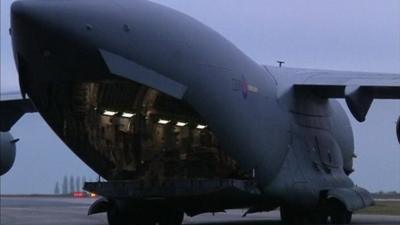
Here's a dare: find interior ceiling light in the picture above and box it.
[197,124,208,129]
[103,110,118,116]
[122,112,136,118]
[158,119,171,125]
[176,122,188,127]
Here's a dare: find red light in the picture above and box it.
[72,192,86,198]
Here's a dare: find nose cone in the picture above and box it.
[11,0,53,36]
[10,0,115,85]
[11,0,41,21]
[10,0,85,65]
[11,0,106,48]
[11,0,57,75]
[11,0,36,19]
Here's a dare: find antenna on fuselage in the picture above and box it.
[277,61,285,68]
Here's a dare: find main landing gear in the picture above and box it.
[107,203,184,225]
[280,200,352,224]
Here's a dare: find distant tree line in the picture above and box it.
[54,175,95,195]
[372,191,400,199]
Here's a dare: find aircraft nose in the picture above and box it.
[11,0,59,71]
[11,0,32,17]
[10,0,112,84]
[11,0,50,35]
[12,0,40,22]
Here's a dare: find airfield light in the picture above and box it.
[122,112,136,118]
[176,122,188,127]
[72,192,85,198]
[197,124,208,129]
[103,110,118,116]
[158,119,171,125]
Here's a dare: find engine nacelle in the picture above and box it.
[0,132,17,176]
[397,116,400,144]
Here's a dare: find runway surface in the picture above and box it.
[1,196,399,225]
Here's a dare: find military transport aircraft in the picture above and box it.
[1,0,400,224]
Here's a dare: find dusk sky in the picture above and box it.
[1,0,399,194]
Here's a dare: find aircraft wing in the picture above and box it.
[266,66,400,122]
[0,92,37,132]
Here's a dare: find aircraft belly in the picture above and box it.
[84,178,266,216]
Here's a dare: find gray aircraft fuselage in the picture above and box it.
[9,0,378,223]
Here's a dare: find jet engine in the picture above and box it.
[0,98,36,176]
[397,116,400,144]
[0,132,17,176]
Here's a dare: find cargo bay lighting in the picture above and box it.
[158,119,171,125]
[122,112,136,118]
[103,110,118,116]
[176,122,188,127]
[197,124,207,129]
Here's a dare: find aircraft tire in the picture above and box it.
[279,206,292,224]
[280,206,329,225]
[107,203,157,225]
[330,210,352,224]
[107,205,130,225]
[280,207,305,224]
[329,200,352,224]
[308,211,328,224]
[158,209,184,225]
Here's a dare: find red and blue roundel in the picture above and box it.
[242,76,248,99]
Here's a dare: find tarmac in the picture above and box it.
[1,196,399,225]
